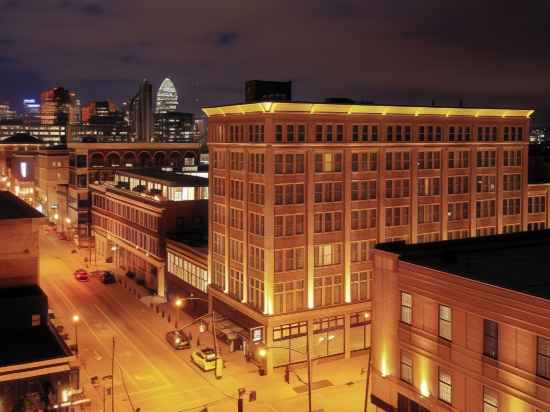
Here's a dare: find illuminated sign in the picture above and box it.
[250,326,264,343]
[20,162,28,178]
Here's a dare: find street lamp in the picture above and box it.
[72,314,80,355]
[258,340,313,412]
[175,298,183,329]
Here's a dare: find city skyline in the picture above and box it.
[0,1,549,124]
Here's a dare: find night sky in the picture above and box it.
[1,0,549,124]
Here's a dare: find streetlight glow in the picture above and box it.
[72,314,79,323]
[65,217,71,224]
[258,348,267,358]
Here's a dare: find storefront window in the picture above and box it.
[350,311,371,351]
[272,322,308,367]
[313,316,345,358]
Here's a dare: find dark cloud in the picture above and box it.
[0,0,548,124]
[0,56,15,64]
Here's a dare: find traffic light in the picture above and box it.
[284,366,290,384]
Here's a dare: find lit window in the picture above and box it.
[483,387,498,412]
[400,353,412,383]
[439,305,452,340]
[20,162,28,178]
[438,369,452,404]
[400,292,412,324]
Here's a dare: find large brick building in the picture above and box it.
[203,100,534,373]
[372,230,550,412]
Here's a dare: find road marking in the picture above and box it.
[94,304,170,387]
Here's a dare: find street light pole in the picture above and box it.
[175,298,183,329]
[72,315,79,355]
[258,345,313,412]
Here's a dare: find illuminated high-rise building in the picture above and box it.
[23,99,40,121]
[40,87,80,126]
[155,78,178,114]
[81,100,118,123]
[0,102,16,121]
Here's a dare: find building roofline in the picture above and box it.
[202,101,534,119]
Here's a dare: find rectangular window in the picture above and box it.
[537,337,550,379]
[438,369,452,404]
[483,319,498,360]
[401,353,413,384]
[483,387,498,412]
[401,292,412,324]
[439,305,452,340]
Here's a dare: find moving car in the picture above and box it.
[74,269,89,282]
[166,330,191,350]
[191,348,217,371]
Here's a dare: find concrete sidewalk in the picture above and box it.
[63,236,371,412]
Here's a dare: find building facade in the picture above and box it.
[65,142,200,246]
[90,169,208,296]
[128,80,153,142]
[203,101,532,373]
[371,230,550,412]
[35,146,70,221]
[154,111,195,143]
[155,78,179,114]
[0,122,67,145]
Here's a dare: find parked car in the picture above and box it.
[74,269,89,282]
[191,348,217,371]
[166,330,191,350]
[101,272,116,284]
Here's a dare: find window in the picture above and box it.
[537,337,550,379]
[529,196,546,214]
[417,151,441,169]
[401,292,412,324]
[274,280,305,314]
[313,274,343,307]
[248,153,265,174]
[350,240,376,262]
[385,206,409,227]
[229,269,244,300]
[448,176,469,195]
[476,200,496,218]
[275,153,305,174]
[314,211,342,233]
[476,175,496,193]
[314,182,343,203]
[351,180,377,200]
[439,305,452,340]
[315,153,342,173]
[503,149,522,167]
[417,177,440,196]
[483,319,498,359]
[275,184,304,205]
[503,174,521,191]
[350,271,369,302]
[448,150,469,168]
[483,387,498,412]
[438,369,452,404]
[503,198,520,216]
[448,202,469,221]
[274,248,305,272]
[275,214,304,236]
[385,151,410,170]
[417,204,440,224]
[477,150,497,167]
[248,277,264,312]
[351,209,377,230]
[385,179,410,198]
[351,152,378,172]
[401,353,413,384]
[314,243,342,267]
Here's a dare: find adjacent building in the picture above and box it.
[155,78,179,114]
[154,111,195,142]
[35,146,70,221]
[64,142,201,247]
[128,80,154,142]
[203,98,532,373]
[81,100,118,123]
[0,121,67,145]
[90,169,208,296]
[0,102,16,121]
[0,191,79,411]
[371,230,550,412]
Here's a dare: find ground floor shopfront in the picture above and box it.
[93,230,166,296]
[208,287,371,374]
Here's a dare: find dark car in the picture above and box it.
[101,272,116,284]
[166,330,191,350]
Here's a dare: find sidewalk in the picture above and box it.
[65,238,371,412]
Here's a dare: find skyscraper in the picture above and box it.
[129,80,153,142]
[40,87,80,126]
[155,78,178,114]
[0,102,16,121]
[23,99,40,121]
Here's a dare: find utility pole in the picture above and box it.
[112,337,116,412]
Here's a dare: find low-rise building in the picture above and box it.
[371,230,550,412]
[90,169,208,296]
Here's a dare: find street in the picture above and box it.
[39,229,370,412]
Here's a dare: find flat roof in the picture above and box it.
[117,169,209,187]
[377,230,550,300]
[167,230,208,251]
[0,191,44,220]
[0,284,44,299]
[0,325,70,366]
[202,101,534,119]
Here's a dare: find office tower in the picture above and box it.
[0,102,16,121]
[245,80,292,103]
[81,100,118,123]
[40,87,80,125]
[154,111,194,143]
[155,78,178,114]
[203,97,531,374]
[22,98,41,122]
[129,80,153,142]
